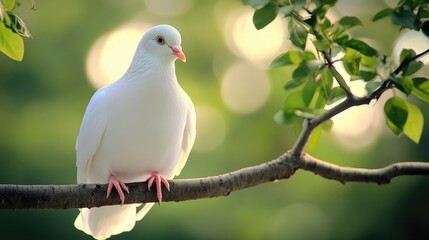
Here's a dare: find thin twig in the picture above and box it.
[300,153,429,184]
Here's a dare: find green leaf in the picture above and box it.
[399,49,423,76]
[302,80,319,107]
[403,60,423,76]
[242,0,270,8]
[306,125,322,150]
[422,21,429,37]
[338,16,363,28]
[270,51,316,68]
[312,0,336,18]
[303,51,317,60]
[274,110,288,124]
[400,48,416,63]
[397,0,407,7]
[359,55,378,81]
[384,96,408,135]
[359,71,377,82]
[3,0,15,11]
[412,77,429,102]
[313,0,337,9]
[319,18,332,33]
[321,119,334,132]
[0,21,23,61]
[334,34,349,46]
[327,86,346,104]
[373,8,393,21]
[271,51,303,67]
[281,90,306,124]
[343,39,378,57]
[330,67,351,93]
[284,80,303,90]
[292,61,320,83]
[312,39,330,51]
[393,76,413,95]
[419,8,429,19]
[320,67,333,96]
[302,80,327,110]
[343,48,361,76]
[253,3,277,30]
[365,81,381,95]
[403,101,424,143]
[8,12,32,38]
[284,90,305,114]
[360,55,378,71]
[289,23,308,50]
[392,7,419,30]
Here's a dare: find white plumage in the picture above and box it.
[74,25,196,239]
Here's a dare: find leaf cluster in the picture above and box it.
[243,0,429,144]
[0,0,34,61]
[373,0,429,36]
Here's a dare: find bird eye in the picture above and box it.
[156,36,165,45]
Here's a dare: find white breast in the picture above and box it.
[88,76,188,183]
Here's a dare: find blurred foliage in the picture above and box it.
[0,0,429,240]
[0,0,34,61]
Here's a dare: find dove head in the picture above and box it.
[138,24,186,63]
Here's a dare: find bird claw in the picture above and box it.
[146,172,170,204]
[106,173,129,205]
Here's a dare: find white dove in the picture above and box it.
[74,24,196,240]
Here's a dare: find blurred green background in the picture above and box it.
[1,0,429,239]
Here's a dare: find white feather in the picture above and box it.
[75,25,196,239]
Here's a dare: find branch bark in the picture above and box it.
[0,154,297,209]
[1,152,429,210]
[300,153,429,184]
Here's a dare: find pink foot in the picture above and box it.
[146,172,170,204]
[106,173,129,205]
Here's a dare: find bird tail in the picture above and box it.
[135,203,155,221]
[75,204,138,240]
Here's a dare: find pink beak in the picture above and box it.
[171,45,186,62]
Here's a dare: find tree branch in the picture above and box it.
[0,153,298,209]
[2,151,429,210]
[300,153,429,184]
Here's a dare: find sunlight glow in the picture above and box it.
[193,105,226,152]
[224,8,288,67]
[86,22,150,89]
[221,62,270,114]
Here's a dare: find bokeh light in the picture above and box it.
[221,62,270,114]
[328,56,384,149]
[331,102,385,149]
[224,8,288,67]
[193,105,226,152]
[144,0,194,17]
[86,22,150,89]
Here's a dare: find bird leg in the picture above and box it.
[146,172,170,204]
[106,173,129,205]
